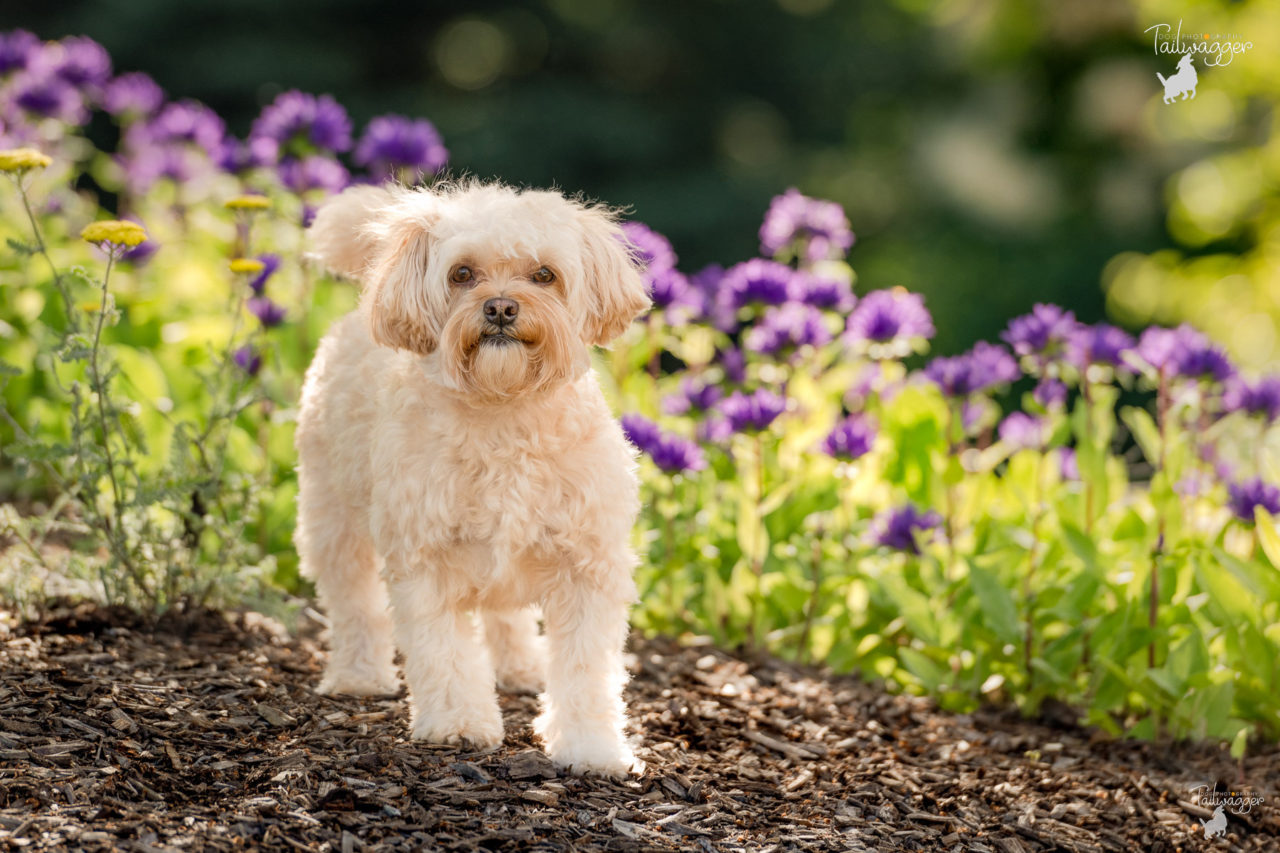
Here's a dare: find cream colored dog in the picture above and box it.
[296,180,650,776]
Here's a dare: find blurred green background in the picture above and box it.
[11,0,1279,360]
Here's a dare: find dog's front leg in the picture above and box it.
[536,578,635,776]
[385,560,503,750]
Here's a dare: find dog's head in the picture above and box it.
[1178,53,1194,70]
[308,181,650,399]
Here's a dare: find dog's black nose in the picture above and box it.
[483,297,519,327]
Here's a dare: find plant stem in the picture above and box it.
[14,177,76,331]
[797,523,824,663]
[1150,372,1168,670]
[1024,447,1046,685]
[749,431,767,649]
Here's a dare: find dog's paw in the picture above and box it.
[317,669,399,697]
[410,706,504,751]
[546,736,637,778]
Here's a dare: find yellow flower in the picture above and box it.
[0,148,53,173]
[230,258,266,274]
[80,220,148,248]
[224,194,272,211]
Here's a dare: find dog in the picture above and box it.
[1200,805,1228,839]
[296,180,651,776]
[1157,54,1197,103]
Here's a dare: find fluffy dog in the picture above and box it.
[296,181,650,775]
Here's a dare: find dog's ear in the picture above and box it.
[576,205,651,347]
[364,215,444,355]
[307,184,400,282]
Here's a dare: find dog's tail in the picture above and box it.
[1156,72,1167,86]
[307,184,401,284]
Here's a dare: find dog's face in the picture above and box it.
[310,183,650,399]
[1178,54,1194,70]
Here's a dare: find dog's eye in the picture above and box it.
[531,266,555,284]
[450,265,474,285]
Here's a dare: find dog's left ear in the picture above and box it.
[576,206,651,347]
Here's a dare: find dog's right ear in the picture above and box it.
[307,184,400,282]
[364,212,444,356]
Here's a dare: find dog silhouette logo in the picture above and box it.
[1157,53,1198,103]
[1200,805,1228,840]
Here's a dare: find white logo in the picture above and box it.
[1200,804,1228,840]
[1156,54,1198,104]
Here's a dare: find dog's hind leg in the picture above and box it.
[297,474,398,696]
[482,608,547,694]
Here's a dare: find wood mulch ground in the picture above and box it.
[0,603,1276,852]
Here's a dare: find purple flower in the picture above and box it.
[1177,338,1234,383]
[8,69,87,124]
[217,136,278,174]
[797,273,856,313]
[872,504,941,554]
[247,297,286,328]
[1227,478,1280,524]
[823,414,875,461]
[129,99,226,152]
[697,414,733,444]
[353,114,447,179]
[717,346,747,385]
[998,412,1046,451]
[1129,324,1203,377]
[719,388,786,433]
[1001,303,1078,363]
[233,345,262,377]
[620,414,706,474]
[1058,447,1079,481]
[118,145,208,195]
[717,259,799,326]
[745,303,831,357]
[1033,378,1068,411]
[1066,322,1134,371]
[1223,376,1280,424]
[648,267,695,314]
[686,264,724,320]
[251,90,352,158]
[278,155,350,194]
[48,36,111,92]
[101,72,164,119]
[621,221,677,275]
[924,341,1019,397]
[663,379,723,415]
[844,289,934,354]
[249,254,281,295]
[0,30,40,76]
[759,188,855,263]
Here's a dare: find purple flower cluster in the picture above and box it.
[759,188,855,264]
[745,303,831,357]
[621,221,677,275]
[354,114,448,179]
[243,254,286,329]
[1128,324,1234,383]
[716,259,799,326]
[663,379,723,416]
[1227,478,1280,524]
[924,341,1019,398]
[797,273,856,313]
[1066,322,1133,370]
[233,345,262,377]
[872,504,941,554]
[119,99,226,193]
[251,90,352,157]
[719,388,786,434]
[1223,376,1280,423]
[101,72,164,119]
[823,414,876,462]
[620,414,706,475]
[1002,303,1077,364]
[998,412,1046,451]
[844,289,934,355]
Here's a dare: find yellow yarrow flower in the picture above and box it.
[230,258,266,274]
[0,148,53,173]
[80,220,148,248]
[224,194,271,211]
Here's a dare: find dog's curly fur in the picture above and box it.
[296,180,651,775]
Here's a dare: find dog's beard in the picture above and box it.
[440,287,586,399]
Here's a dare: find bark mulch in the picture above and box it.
[0,603,1276,852]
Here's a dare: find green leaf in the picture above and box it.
[4,439,71,462]
[1120,407,1162,469]
[968,561,1020,644]
[1254,507,1280,571]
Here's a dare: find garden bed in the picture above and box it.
[0,604,1276,852]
